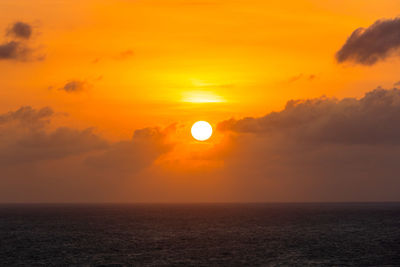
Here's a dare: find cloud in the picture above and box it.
[215,88,400,201]
[0,106,174,201]
[288,74,316,83]
[336,17,400,65]
[0,22,43,61]
[86,126,174,173]
[0,106,53,128]
[0,106,173,168]
[0,41,31,60]
[394,81,400,87]
[59,80,90,93]
[0,106,107,165]
[4,88,400,202]
[219,88,400,145]
[7,22,32,39]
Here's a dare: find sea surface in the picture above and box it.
[1,203,400,266]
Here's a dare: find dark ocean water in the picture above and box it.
[1,203,400,266]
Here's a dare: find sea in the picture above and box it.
[1,203,399,266]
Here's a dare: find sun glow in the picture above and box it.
[191,121,213,141]
[182,91,224,103]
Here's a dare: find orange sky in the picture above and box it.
[1,0,400,202]
[1,0,399,139]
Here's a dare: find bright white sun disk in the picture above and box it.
[191,121,213,141]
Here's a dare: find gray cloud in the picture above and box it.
[7,22,32,39]
[336,18,400,65]
[0,106,53,127]
[0,41,31,60]
[219,88,400,145]
[86,126,174,173]
[4,88,400,202]
[0,106,174,202]
[215,88,400,201]
[0,106,107,165]
[0,22,43,61]
[60,80,89,93]
[0,106,174,169]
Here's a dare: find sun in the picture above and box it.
[191,121,213,141]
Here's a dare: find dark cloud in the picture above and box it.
[0,106,174,201]
[86,126,174,173]
[213,132,400,202]
[394,81,400,87]
[4,88,400,202]
[0,41,31,60]
[0,106,107,165]
[219,88,400,145]
[0,41,18,59]
[0,106,173,167]
[0,22,43,61]
[0,106,53,128]
[215,88,400,201]
[336,18,400,65]
[7,22,32,39]
[60,80,89,93]
[0,127,108,166]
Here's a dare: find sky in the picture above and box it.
[1,0,400,202]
